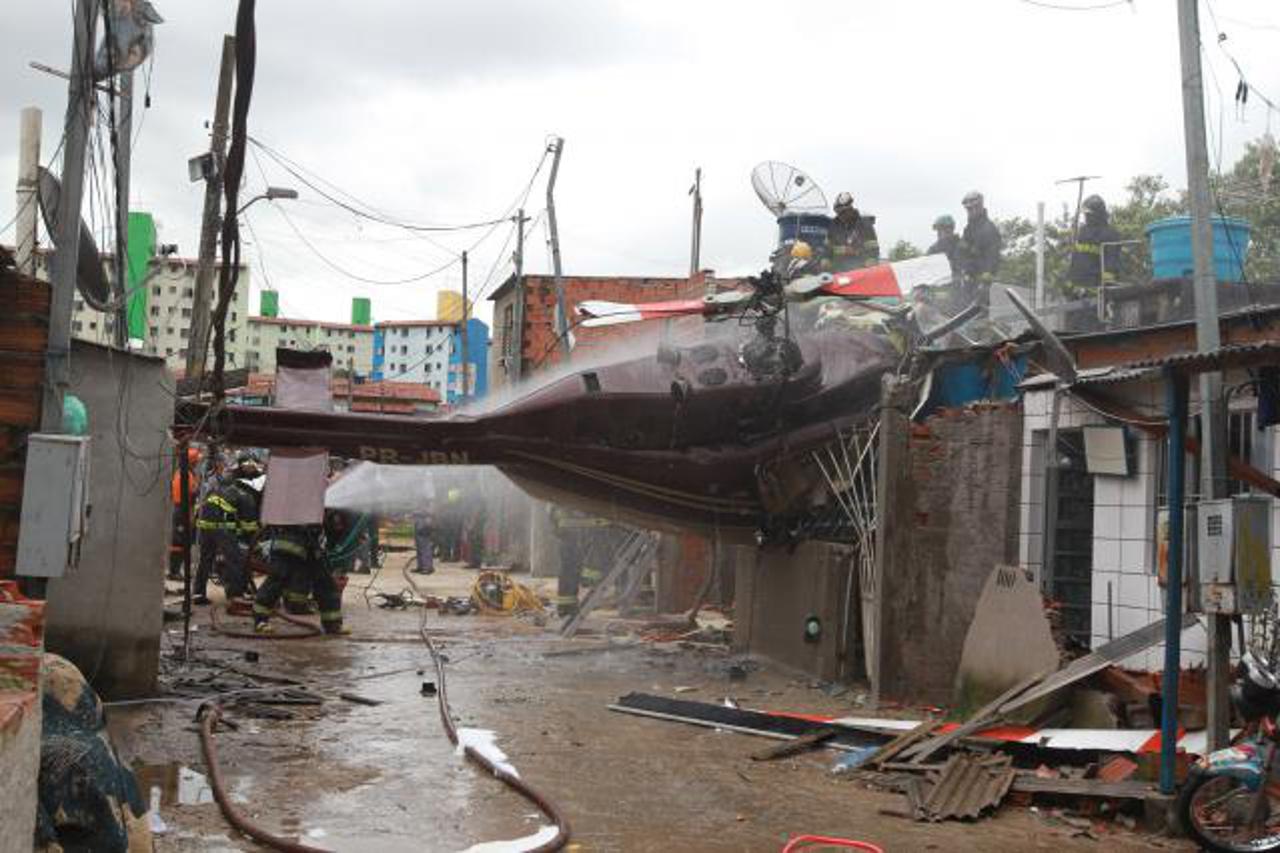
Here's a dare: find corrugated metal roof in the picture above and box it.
[910,753,1015,821]
[1018,343,1280,389]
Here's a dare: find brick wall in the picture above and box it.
[876,390,1024,704]
[0,268,49,579]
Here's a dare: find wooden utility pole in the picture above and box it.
[43,0,98,432]
[1056,174,1100,250]
[15,107,41,277]
[545,137,569,362]
[511,209,529,383]
[186,35,236,379]
[111,71,134,348]
[1177,0,1231,750]
[460,249,469,400]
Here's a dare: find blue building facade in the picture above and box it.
[448,318,489,404]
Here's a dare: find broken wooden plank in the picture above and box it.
[905,669,1048,765]
[750,727,839,761]
[998,613,1199,716]
[862,720,940,770]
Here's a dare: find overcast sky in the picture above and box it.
[2,0,1279,328]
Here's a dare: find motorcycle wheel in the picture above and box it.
[1178,771,1280,852]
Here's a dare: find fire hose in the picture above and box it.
[208,601,323,639]
[406,565,571,851]
[199,702,333,853]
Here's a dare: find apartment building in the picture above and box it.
[243,316,375,375]
[371,320,457,393]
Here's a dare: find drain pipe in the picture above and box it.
[1160,367,1189,795]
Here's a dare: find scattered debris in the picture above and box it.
[905,753,1015,822]
[751,727,840,761]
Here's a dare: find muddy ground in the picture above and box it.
[107,556,1190,852]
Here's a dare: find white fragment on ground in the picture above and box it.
[456,727,520,779]
[459,824,559,853]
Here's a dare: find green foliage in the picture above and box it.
[887,239,922,262]
[993,143,1280,291]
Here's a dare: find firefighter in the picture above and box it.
[1065,194,1124,300]
[192,452,262,606]
[957,190,1003,309]
[168,445,201,580]
[927,214,961,277]
[550,507,608,617]
[253,523,347,635]
[825,192,880,272]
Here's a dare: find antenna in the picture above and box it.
[751,161,828,218]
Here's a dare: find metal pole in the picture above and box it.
[690,167,703,278]
[1177,0,1231,750]
[179,441,193,660]
[1039,389,1063,593]
[460,249,469,400]
[186,35,236,379]
[15,107,41,277]
[545,137,570,362]
[1034,201,1046,310]
[1160,368,1189,795]
[511,209,527,383]
[43,0,99,433]
[112,71,133,348]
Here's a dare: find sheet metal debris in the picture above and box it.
[907,753,1015,822]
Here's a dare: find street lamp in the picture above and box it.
[237,185,298,215]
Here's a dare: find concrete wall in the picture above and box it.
[44,343,172,700]
[733,542,859,683]
[875,391,1024,704]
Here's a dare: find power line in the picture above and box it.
[1020,0,1132,10]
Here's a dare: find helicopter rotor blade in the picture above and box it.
[576,291,751,328]
[787,254,953,302]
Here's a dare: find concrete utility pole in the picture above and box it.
[460,249,469,400]
[689,167,703,278]
[1177,0,1231,750]
[186,35,236,379]
[511,209,529,383]
[15,107,41,277]
[43,0,99,433]
[545,137,570,362]
[1034,201,1046,310]
[111,71,134,348]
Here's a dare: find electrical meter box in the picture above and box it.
[16,434,91,578]
[1197,496,1272,615]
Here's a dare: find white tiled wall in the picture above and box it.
[1020,382,1216,671]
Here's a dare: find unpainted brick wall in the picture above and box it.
[875,399,1024,704]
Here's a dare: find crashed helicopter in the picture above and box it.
[176,164,978,545]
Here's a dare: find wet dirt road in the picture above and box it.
[110,558,1190,852]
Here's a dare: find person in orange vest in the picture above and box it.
[168,446,201,580]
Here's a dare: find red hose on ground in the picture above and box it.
[208,602,323,639]
[199,704,333,853]
[781,835,884,853]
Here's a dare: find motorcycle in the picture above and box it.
[1177,652,1280,851]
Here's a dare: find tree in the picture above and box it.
[887,240,922,262]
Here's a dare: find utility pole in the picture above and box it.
[186,35,236,379]
[689,167,703,278]
[1177,0,1231,750]
[510,209,529,383]
[15,107,41,277]
[545,137,570,362]
[111,70,134,348]
[1056,174,1101,249]
[43,0,99,433]
[460,249,469,400]
[1034,201,1046,310]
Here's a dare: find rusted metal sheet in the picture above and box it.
[1066,305,1280,370]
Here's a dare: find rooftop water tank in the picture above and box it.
[1146,215,1251,282]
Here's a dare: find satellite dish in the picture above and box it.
[37,166,114,311]
[751,161,829,218]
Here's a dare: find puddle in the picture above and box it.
[132,762,216,806]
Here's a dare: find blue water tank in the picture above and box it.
[777,213,831,251]
[1146,215,1251,282]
